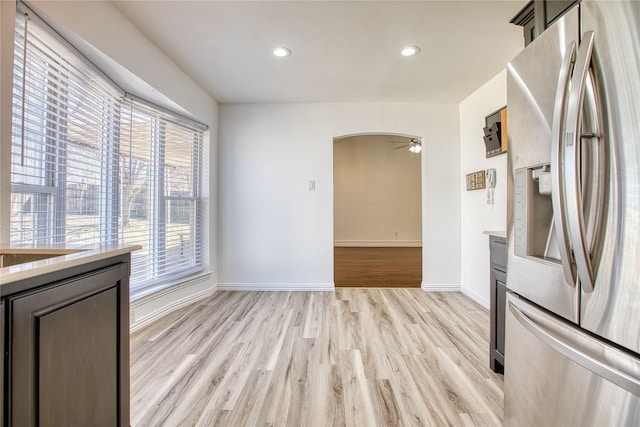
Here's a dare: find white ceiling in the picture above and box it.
[111,0,527,104]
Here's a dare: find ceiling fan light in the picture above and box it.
[409,139,422,153]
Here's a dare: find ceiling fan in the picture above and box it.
[389,138,422,153]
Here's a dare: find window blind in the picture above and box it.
[120,100,204,289]
[10,4,206,293]
[11,9,122,246]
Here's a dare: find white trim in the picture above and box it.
[461,287,490,309]
[420,282,461,292]
[217,282,335,292]
[130,273,215,333]
[131,271,211,301]
[334,240,422,247]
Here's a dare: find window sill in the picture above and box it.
[130,269,212,302]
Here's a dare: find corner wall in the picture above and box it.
[459,70,508,308]
[218,102,461,290]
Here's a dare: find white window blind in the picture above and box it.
[11,9,121,246]
[10,5,206,293]
[120,100,204,289]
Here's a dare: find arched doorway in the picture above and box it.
[333,133,422,287]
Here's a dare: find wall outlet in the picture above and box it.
[394,231,398,238]
[308,180,316,191]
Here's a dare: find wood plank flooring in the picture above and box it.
[334,247,422,287]
[130,290,503,426]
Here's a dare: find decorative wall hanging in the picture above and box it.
[484,106,507,158]
[466,170,486,191]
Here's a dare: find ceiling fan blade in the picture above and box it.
[394,145,409,149]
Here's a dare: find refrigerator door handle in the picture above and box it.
[509,296,640,396]
[564,31,597,293]
[550,40,577,287]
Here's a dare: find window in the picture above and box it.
[10,5,206,293]
[119,100,204,288]
[11,10,121,246]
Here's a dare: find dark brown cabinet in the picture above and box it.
[2,253,131,427]
[489,235,507,374]
[511,0,578,46]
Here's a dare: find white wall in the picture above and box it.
[218,102,460,290]
[459,70,508,307]
[0,1,219,327]
[333,135,422,247]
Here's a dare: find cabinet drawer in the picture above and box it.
[489,236,507,272]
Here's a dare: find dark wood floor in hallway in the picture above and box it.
[334,246,422,287]
[130,289,503,426]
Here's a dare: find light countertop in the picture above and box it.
[483,230,507,238]
[0,244,141,288]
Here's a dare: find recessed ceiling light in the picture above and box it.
[273,47,292,57]
[401,46,421,57]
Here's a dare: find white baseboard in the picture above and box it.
[217,282,335,291]
[420,282,461,292]
[334,240,422,247]
[461,287,490,309]
[130,273,215,333]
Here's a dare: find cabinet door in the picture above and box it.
[523,17,536,46]
[490,267,507,373]
[545,0,577,26]
[489,236,507,272]
[496,278,507,357]
[8,264,127,427]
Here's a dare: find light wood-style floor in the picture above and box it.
[130,289,503,426]
[334,247,422,288]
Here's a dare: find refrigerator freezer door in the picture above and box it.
[579,0,640,355]
[506,7,580,323]
[505,293,640,426]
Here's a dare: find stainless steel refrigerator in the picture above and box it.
[505,1,640,425]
